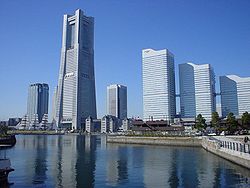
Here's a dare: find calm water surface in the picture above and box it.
[3,135,250,187]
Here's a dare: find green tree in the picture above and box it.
[226,112,238,134]
[195,114,206,131]
[242,111,250,129]
[0,125,8,136]
[211,112,220,129]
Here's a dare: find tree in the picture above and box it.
[211,112,220,129]
[0,125,8,136]
[242,111,250,129]
[226,112,238,134]
[195,114,206,131]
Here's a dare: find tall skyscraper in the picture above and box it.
[220,75,250,117]
[107,84,127,119]
[55,9,97,129]
[142,48,176,121]
[51,86,58,122]
[27,83,49,123]
[179,63,216,121]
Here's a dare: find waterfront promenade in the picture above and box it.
[202,136,250,169]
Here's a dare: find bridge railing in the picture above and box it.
[220,140,250,154]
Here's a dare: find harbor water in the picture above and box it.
[3,135,250,187]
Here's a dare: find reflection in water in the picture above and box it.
[32,136,47,185]
[105,143,129,187]
[117,147,128,182]
[76,135,96,188]
[6,135,250,187]
[106,144,119,186]
[143,147,171,187]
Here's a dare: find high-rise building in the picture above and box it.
[142,48,176,121]
[51,86,58,122]
[179,63,216,121]
[107,84,127,119]
[27,83,49,123]
[55,9,97,129]
[220,75,250,117]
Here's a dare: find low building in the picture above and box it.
[121,118,132,131]
[85,116,94,133]
[8,118,21,127]
[101,115,119,133]
[131,120,184,132]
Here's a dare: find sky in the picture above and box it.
[0,0,250,120]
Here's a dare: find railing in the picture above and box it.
[220,140,250,154]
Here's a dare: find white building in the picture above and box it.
[142,48,176,122]
[101,115,118,133]
[179,63,216,121]
[55,9,97,130]
[122,118,131,131]
[101,116,109,133]
[107,84,127,119]
[220,75,250,117]
[85,116,94,133]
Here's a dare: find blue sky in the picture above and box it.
[0,0,250,120]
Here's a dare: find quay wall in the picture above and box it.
[107,136,202,147]
[202,137,250,169]
[107,135,250,169]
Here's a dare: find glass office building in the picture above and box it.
[220,75,250,117]
[142,49,176,122]
[179,63,216,121]
[107,84,127,120]
[27,83,49,123]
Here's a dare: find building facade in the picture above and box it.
[27,83,49,123]
[220,75,250,117]
[179,63,216,121]
[107,84,127,119]
[142,48,176,121]
[85,116,94,133]
[55,9,97,129]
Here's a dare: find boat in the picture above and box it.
[0,135,16,147]
[0,135,16,185]
[0,158,14,186]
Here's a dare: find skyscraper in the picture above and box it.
[220,75,250,117]
[27,83,49,123]
[55,9,97,129]
[179,63,216,121]
[107,84,127,119]
[142,48,176,122]
[51,86,58,122]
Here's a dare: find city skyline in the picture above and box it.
[1,1,250,120]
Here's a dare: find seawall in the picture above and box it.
[202,136,250,169]
[107,135,250,169]
[107,136,202,147]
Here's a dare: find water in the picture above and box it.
[2,135,250,187]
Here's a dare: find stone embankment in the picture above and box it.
[107,136,202,147]
[107,135,250,169]
[202,136,250,169]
